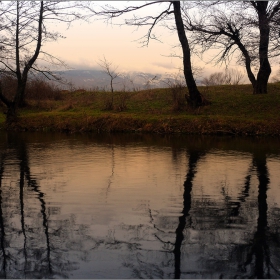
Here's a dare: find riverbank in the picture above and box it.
[1,83,280,135]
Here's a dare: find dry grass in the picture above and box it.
[1,78,280,135]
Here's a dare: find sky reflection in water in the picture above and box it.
[0,132,280,278]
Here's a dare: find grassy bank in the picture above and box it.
[1,83,280,135]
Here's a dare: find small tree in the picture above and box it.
[97,56,120,110]
[98,56,120,94]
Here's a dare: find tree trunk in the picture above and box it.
[172,1,208,108]
[235,40,256,88]
[254,2,271,94]
[6,103,18,125]
[13,1,44,108]
[15,77,28,108]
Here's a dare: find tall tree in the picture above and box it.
[95,1,208,107]
[185,1,280,94]
[0,1,86,122]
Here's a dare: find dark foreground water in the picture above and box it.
[0,132,280,279]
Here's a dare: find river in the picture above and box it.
[0,132,280,278]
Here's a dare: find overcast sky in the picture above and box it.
[43,1,277,81]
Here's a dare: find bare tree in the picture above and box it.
[98,56,120,94]
[93,1,208,108]
[0,1,87,123]
[97,56,120,110]
[185,1,280,94]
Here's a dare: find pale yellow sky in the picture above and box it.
[45,18,180,73]
[44,9,185,74]
[42,1,224,77]
[43,1,278,81]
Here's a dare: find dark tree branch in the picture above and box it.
[30,66,60,81]
[0,61,17,74]
[98,2,164,18]
[15,1,21,82]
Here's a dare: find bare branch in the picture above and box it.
[98,56,120,93]
[93,1,173,46]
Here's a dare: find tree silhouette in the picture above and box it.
[186,1,280,94]
[0,133,93,278]
[238,151,280,278]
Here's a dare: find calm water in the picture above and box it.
[0,132,280,279]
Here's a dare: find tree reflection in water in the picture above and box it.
[172,146,280,278]
[173,148,205,279]
[0,133,280,278]
[235,152,280,279]
[0,134,80,278]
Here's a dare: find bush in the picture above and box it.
[202,68,244,86]
[0,75,17,101]
[164,76,187,112]
[0,75,63,103]
[25,79,63,101]
[115,92,131,111]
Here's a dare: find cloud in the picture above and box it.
[152,61,176,70]
[63,60,100,71]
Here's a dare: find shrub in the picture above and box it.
[0,75,17,101]
[115,92,131,111]
[102,93,114,111]
[202,68,244,86]
[25,78,63,101]
[0,75,64,104]
[164,76,187,112]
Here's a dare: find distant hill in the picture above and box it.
[53,69,196,91]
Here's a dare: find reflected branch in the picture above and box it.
[16,139,52,276]
[24,167,52,275]
[148,208,171,235]
[19,155,27,276]
[106,145,115,199]
[222,162,253,224]
[240,168,252,202]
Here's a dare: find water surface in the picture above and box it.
[0,132,280,278]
